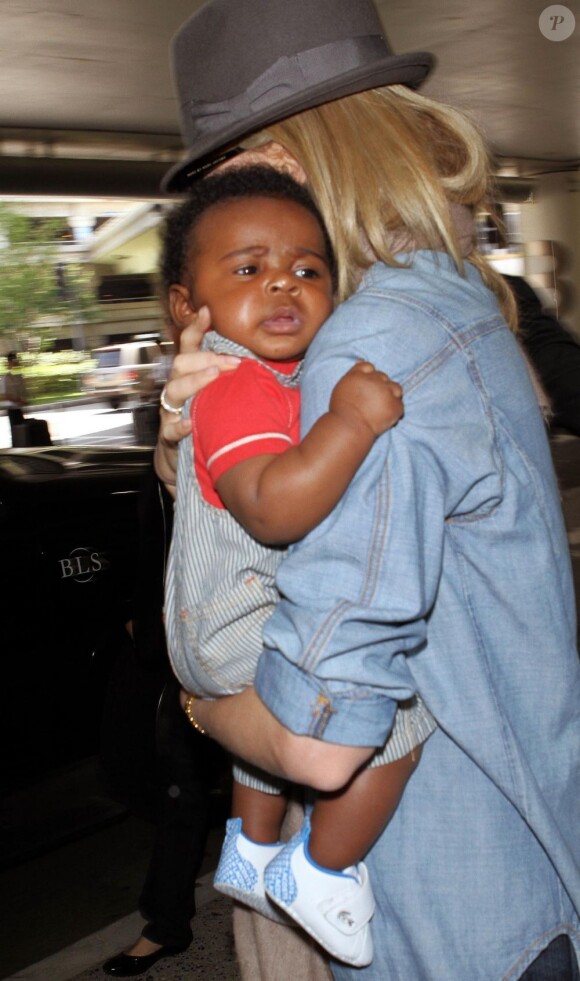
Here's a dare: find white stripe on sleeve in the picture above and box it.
[207,432,293,470]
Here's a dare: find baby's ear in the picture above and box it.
[168,283,198,329]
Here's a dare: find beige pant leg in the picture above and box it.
[233,797,332,981]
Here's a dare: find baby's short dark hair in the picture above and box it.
[160,165,337,296]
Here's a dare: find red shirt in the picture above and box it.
[191,357,300,509]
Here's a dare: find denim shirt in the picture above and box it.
[254,253,580,979]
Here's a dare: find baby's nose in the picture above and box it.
[267,271,299,293]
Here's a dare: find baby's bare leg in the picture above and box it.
[232,780,288,844]
[309,748,422,870]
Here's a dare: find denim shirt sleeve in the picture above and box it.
[254,282,503,748]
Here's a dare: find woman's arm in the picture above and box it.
[154,308,241,496]
[180,687,374,791]
[217,362,403,544]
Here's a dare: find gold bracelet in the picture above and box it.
[184,694,208,735]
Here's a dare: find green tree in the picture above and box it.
[0,206,99,349]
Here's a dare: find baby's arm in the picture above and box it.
[216,362,403,545]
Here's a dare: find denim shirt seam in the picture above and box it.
[362,285,505,392]
[299,465,392,675]
[447,331,506,523]
[359,463,391,606]
[501,923,580,980]
[498,418,566,566]
[448,528,523,800]
[392,296,506,525]
[405,317,506,386]
[299,598,354,675]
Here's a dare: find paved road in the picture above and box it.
[0,401,141,448]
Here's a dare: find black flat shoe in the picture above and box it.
[102,944,189,976]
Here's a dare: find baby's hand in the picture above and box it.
[330,362,403,437]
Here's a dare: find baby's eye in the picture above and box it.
[234,264,258,276]
[295,267,321,280]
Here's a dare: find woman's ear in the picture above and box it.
[168,283,197,330]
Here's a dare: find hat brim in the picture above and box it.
[162,50,434,193]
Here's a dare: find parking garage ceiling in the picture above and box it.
[0,0,578,196]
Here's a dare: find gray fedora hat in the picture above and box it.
[162,0,434,193]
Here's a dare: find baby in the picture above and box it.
[163,166,436,967]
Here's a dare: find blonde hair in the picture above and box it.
[245,86,516,328]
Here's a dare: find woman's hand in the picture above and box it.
[179,686,375,792]
[154,307,240,495]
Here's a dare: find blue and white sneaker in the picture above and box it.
[264,818,375,967]
[213,817,287,922]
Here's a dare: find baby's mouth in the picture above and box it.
[261,307,302,333]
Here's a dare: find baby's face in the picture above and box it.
[188,196,334,362]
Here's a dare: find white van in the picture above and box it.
[83,339,174,408]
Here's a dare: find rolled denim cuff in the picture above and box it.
[254,647,398,747]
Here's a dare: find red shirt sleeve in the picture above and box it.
[191,359,300,507]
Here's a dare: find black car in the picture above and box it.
[0,445,154,863]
